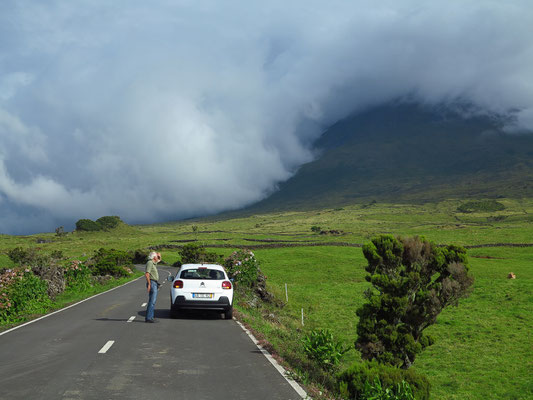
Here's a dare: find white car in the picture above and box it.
[168,264,234,319]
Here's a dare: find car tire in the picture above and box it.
[224,307,233,320]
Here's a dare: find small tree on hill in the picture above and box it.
[356,235,474,369]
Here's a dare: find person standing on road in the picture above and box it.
[145,251,161,323]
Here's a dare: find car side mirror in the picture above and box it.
[167,275,174,282]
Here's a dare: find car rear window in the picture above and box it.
[180,268,225,280]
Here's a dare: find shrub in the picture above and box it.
[7,247,51,267]
[311,226,322,233]
[95,216,122,230]
[64,260,92,291]
[178,243,223,266]
[356,235,474,368]
[302,329,349,371]
[75,219,101,232]
[51,250,64,260]
[0,268,52,323]
[89,248,134,277]
[338,361,430,400]
[361,378,415,400]
[132,249,150,264]
[7,247,27,264]
[224,249,259,288]
[457,200,505,213]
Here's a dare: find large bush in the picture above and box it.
[338,361,430,400]
[356,235,474,368]
[75,219,101,232]
[95,216,122,229]
[224,249,259,288]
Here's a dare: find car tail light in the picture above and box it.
[173,280,183,289]
[222,281,232,290]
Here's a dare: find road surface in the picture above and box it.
[0,266,306,400]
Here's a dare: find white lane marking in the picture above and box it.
[98,340,115,354]
[234,320,309,399]
[141,303,147,307]
[0,276,143,337]
[127,316,136,323]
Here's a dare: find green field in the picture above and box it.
[1,198,532,399]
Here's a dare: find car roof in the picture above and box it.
[180,263,225,270]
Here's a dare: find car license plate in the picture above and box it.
[193,293,213,298]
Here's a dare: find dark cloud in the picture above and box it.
[1,0,532,234]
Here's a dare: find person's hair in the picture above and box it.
[148,251,158,260]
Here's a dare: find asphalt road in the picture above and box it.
[0,266,306,400]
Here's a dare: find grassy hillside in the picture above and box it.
[1,198,532,399]
[247,103,533,213]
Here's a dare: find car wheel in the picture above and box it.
[224,307,233,320]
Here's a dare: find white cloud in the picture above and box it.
[0,0,532,234]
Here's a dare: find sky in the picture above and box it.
[1,0,532,235]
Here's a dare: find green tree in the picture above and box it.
[75,219,100,231]
[356,235,474,368]
[95,216,122,229]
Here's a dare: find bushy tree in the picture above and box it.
[75,219,101,231]
[95,216,122,229]
[356,235,474,369]
[75,216,122,232]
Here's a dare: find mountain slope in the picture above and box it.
[249,103,533,212]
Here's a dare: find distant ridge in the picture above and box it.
[247,102,533,212]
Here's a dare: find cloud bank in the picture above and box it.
[1,0,532,234]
